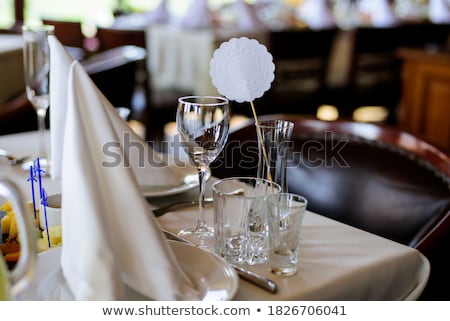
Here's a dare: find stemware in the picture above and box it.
[21,25,54,172]
[176,96,230,247]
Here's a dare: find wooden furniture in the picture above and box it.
[397,48,450,152]
[345,24,449,123]
[95,27,146,51]
[42,19,85,49]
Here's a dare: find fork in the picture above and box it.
[153,198,214,217]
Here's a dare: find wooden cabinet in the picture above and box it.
[397,48,450,152]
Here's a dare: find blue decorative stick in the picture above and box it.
[34,158,45,201]
[27,165,38,220]
[41,189,51,248]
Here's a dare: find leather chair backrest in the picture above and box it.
[212,115,450,249]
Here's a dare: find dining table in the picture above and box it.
[0,34,24,106]
[0,130,430,301]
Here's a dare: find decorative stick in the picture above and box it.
[250,100,273,184]
[41,188,51,248]
[27,165,37,220]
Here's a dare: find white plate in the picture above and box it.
[18,240,238,301]
[141,169,211,197]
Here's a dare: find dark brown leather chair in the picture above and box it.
[95,26,190,142]
[211,114,450,300]
[0,93,36,135]
[81,45,147,111]
[42,19,86,60]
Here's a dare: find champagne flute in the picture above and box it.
[176,96,230,247]
[21,25,54,172]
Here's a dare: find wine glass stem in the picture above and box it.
[36,108,47,160]
[195,165,208,232]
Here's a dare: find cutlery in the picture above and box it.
[0,149,29,166]
[153,198,214,217]
[162,230,278,294]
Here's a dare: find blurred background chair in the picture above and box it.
[211,114,450,300]
[344,23,450,124]
[95,26,146,51]
[0,93,35,135]
[42,19,86,60]
[94,26,186,143]
[257,28,337,117]
[0,45,146,136]
[81,45,147,114]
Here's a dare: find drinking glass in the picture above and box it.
[22,25,54,172]
[256,120,294,193]
[176,96,230,247]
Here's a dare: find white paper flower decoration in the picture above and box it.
[209,37,275,103]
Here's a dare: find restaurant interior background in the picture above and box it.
[1,0,449,148]
[1,0,450,300]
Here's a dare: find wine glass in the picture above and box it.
[176,96,230,247]
[21,25,54,172]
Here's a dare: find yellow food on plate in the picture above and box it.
[1,200,62,265]
[0,200,12,212]
[1,213,12,235]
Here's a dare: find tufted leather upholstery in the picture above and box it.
[211,114,450,299]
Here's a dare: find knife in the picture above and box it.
[162,229,278,294]
[153,198,213,217]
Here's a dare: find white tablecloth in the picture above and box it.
[146,25,270,96]
[0,131,430,300]
[0,34,24,106]
[145,25,353,97]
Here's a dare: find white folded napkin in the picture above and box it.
[429,0,450,24]
[59,59,199,300]
[358,0,399,27]
[48,36,188,186]
[233,0,268,31]
[113,0,170,29]
[179,0,212,29]
[297,0,335,30]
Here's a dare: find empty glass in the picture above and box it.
[267,193,307,276]
[213,177,281,265]
[176,96,230,248]
[22,25,54,172]
[256,120,294,193]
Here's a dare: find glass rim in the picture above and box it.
[255,119,294,129]
[212,176,281,194]
[22,24,55,32]
[267,193,308,207]
[178,95,229,106]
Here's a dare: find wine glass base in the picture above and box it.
[177,226,215,249]
[21,158,50,175]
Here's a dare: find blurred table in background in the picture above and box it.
[145,24,270,97]
[397,47,450,151]
[0,34,24,106]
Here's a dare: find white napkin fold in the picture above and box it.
[233,0,268,31]
[60,60,198,300]
[297,0,336,30]
[48,36,188,186]
[358,0,399,27]
[179,0,212,29]
[429,0,450,24]
[113,0,170,29]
